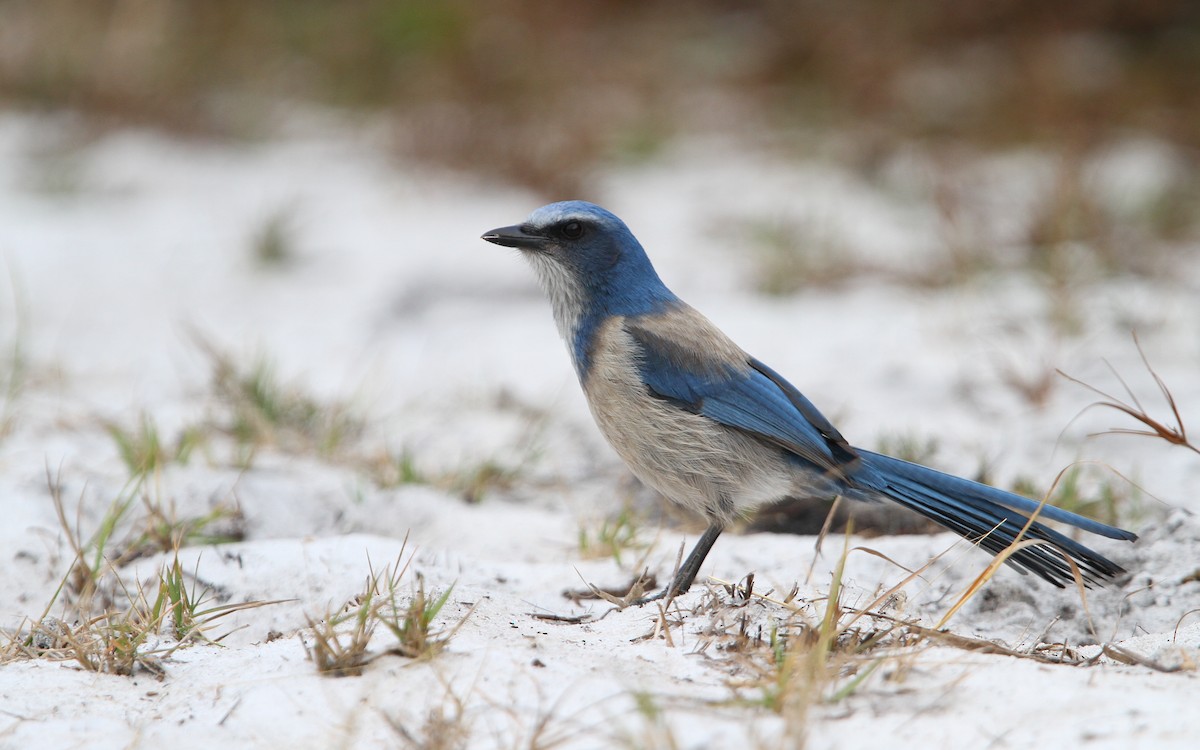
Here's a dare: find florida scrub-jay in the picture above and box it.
[482,201,1136,602]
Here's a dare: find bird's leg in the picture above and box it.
[632,523,724,606]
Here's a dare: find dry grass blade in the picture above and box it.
[935,464,1098,633]
[562,570,658,605]
[1058,334,1198,455]
[5,545,289,679]
[717,537,948,621]
[711,529,895,730]
[153,552,291,644]
[386,687,471,750]
[1100,644,1190,673]
[935,537,1086,630]
[306,543,470,676]
[10,465,287,678]
[870,616,1086,666]
[1173,608,1200,642]
[564,535,673,611]
[59,614,168,679]
[805,494,844,585]
[380,575,467,660]
[305,609,375,677]
[190,330,362,460]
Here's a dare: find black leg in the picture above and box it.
[633,523,724,605]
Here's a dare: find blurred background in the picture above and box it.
[1,1,1198,536]
[2,0,1198,198]
[4,7,1200,738]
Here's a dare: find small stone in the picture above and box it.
[32,617,71,650]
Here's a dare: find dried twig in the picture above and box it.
[1059,333,1198,455]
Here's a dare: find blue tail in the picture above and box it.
[853,451,1137,587]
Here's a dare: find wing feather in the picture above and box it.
[626,320,855,473]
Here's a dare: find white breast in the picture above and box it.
[525,253,584,347]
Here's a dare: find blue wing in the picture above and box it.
[623,316,1136,587]
[626,323,858,473]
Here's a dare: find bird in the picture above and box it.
[482,200,1137,603]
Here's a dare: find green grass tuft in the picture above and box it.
[578,505,647,567]
[106,414,206,480]
[306,544,469,677]
[199,339,362,460]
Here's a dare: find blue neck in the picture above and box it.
[571,278,679,378]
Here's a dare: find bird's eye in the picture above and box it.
[561,221,584,240]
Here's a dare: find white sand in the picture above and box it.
[1,112,1198,748]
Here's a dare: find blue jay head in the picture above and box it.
[482,201,673,317]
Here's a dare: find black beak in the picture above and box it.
[481,224,547,250]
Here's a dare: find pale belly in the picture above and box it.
[581,322,798,524]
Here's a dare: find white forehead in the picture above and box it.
[526,201,624,230]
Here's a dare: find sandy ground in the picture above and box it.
[1,112,1199,748]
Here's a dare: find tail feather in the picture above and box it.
[855,451,1136,587]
